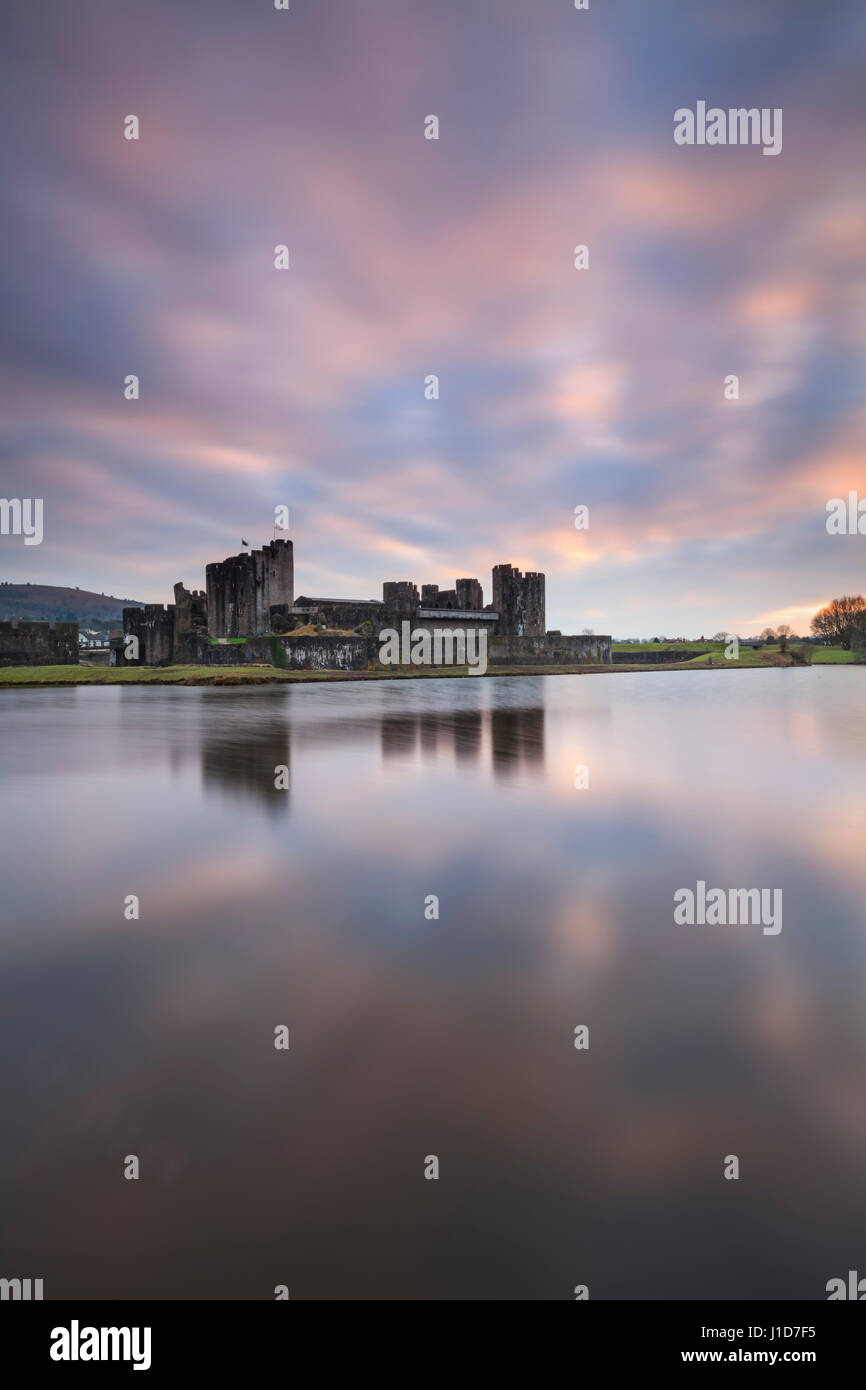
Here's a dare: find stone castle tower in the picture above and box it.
[492,564,545,636]
[206,538,294,638]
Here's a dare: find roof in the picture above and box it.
[293,596,382,607]
[417,609,499,621]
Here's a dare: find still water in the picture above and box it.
[1,669,864,1299]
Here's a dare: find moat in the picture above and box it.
[1,669,863,1298]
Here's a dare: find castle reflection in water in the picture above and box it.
[195,689,545,810]
[380,704,544,774]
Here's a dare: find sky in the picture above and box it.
[0,0,864,637]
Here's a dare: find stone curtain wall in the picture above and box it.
[288,598,382,631]
[611,649,707,665]
[489,633,611,665]
[116,595,208,666]
[244,634,370,670]
[119,605,175,665]
[0,620,79,666]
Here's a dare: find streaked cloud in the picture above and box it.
[0,0,863,636]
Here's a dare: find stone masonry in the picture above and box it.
[117,535,611,669]
[0,620,79,667]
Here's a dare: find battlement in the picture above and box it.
[382,580,420,612]
[384,566,543,634]
[206,538,293,638]
[0,619,79,666]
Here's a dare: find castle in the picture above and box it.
[113,537,611,670]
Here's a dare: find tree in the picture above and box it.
[581,627,595,635]
[760,626,776,641]
[776,624,792,639]
[810,595,866,649]
[811,607,834,644]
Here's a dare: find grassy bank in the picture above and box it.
[0,662,607,686]
[0,646,861,688]
[612,641,861,668]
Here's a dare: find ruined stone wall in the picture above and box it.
[0,620,79,666]
[246,633,369,670]
[417,579,484,611]
[116,592,209,666]
[111,621,611,672]
[611,648,705,665]
[371,615,495,667]
[173,582,206,639]
[198,642,248,665]
[119,604,175,665]
[289,598,383,631]
[171,583,208,661]
[489,633,610,665]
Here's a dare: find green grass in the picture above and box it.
[682,644,862,668]
[613,641,862,668]
[810,646,863,663]
[0,661,619,687]
[612,640,718,652]
[0,664,287,685]
[0,663,560,686]
[1,647,862,688]
[680,646,774,668]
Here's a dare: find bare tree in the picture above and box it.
[811,595,866,649]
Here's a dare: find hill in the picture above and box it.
[0,583,144,626]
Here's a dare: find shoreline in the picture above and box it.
[0,658,860,688]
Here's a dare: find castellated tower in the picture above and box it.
[382,580,420,614]
[456,578,483,610]
[266,537,294,612]
[206,538,294,638]
[492,564,545,636]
